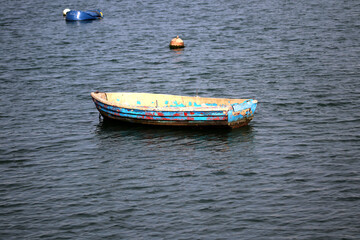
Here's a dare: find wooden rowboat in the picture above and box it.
[91,92,258,128]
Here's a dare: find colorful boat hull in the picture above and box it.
[65,10,103,21]
[91,92,257,128]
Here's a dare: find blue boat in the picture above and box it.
[65,9,103,21]
[91,92,258,128]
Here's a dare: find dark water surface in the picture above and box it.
[1,0,360,239]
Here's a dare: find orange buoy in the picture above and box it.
[169,36,185,49]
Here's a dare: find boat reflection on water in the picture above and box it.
[94,117,256,176]
[170,48,185,55]
[65,20,97,26]
[95,117,255,154]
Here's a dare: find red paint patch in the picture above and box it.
[207,117,225,121]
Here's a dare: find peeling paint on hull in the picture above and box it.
[91,92,257,128]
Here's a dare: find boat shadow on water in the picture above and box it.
[94,117,256,177]
[65,19,102,26]
[95,116,255,146]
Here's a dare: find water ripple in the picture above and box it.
[1,0,360,239]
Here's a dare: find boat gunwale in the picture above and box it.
[91,92,255,112]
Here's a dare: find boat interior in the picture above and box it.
[92,92,250,109]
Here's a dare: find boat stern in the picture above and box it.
[227,99,258,128]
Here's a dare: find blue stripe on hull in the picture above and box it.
[93,100,227,122]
